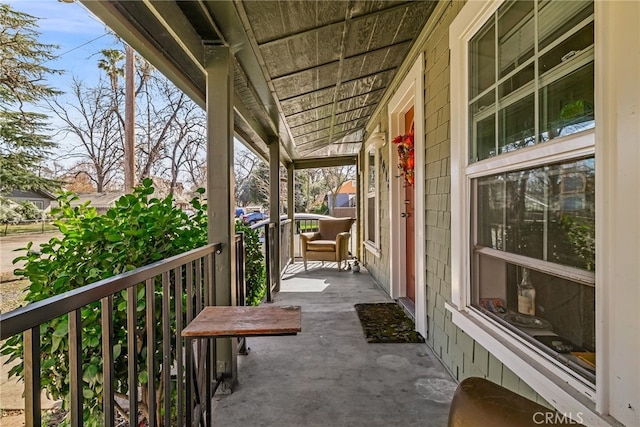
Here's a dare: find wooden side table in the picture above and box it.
[181,305,301,426]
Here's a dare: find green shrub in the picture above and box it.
[1,180,269,424]
[1,179,208,425]
[0,204,21,224]
[235,222,266,306]
[15,201,43,220]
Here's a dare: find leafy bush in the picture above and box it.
[1,179,208,425]
[310,203,329,215]
[1,180,269,424]
[0,204,21,224]
[235,221,266,306]
[15,201,43,220]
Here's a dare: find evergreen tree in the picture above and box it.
[0,3,62,193]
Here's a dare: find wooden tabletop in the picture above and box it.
[181,305,302,338]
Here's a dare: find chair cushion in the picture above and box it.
[306,240,337,252]
[318,218,354,240]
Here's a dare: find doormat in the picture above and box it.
[354,303,425,343]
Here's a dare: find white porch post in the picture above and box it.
[269,140,281,292]
[287,164,295,263]
[204,44,237,389]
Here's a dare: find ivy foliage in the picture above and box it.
[0,179,269,424]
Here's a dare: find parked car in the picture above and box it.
[235,207,246,218]
[241,211,268,225]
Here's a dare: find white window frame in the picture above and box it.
[447,1,615,425]
[363,131,384,257]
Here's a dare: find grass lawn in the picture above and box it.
[1,222,57,236]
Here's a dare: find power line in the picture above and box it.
[47,32,112,63]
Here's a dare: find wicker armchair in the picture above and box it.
[300,217,355,271]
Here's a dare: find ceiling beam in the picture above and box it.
[256,1,415,47]
[277,67,397,103]
[292,156,357,170]
[213,0,299,160]
[268,39,412,81]
[283,88,385,119]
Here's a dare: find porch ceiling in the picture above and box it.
[81,1,437,166]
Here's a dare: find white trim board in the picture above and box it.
[387,54,426,336]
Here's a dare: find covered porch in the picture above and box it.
[212,262,455,426]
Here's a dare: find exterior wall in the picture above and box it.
[7,190,54,210]
[361,0,553,408]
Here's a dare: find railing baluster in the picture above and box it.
[185,262,194,427]
[127,285,138,426]
[162,271,171,427]
[69,309,83,427]
[101,296,115,426]
[265,225,272,302]
[146,277,156,427]
[174,266,184,425]
[196,259,202,314]
[206,252,215,425]
[204,253,212,306]
[23,327,41,427]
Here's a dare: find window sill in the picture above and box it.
[363,241,381,258]
[445,302,613,426]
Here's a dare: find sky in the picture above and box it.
[7,0,120,89]
[6,0,123,167]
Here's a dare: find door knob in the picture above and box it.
[401,212,409,218]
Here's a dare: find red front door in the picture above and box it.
[404,108,415,303]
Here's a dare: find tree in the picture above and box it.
[53,46,207,195]
[49,78,124,192]
[0,4,62,193]
[136,72,204,193]
[321,165,355,213]
[234,145,262,206]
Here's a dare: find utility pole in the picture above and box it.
[124,44,135,192]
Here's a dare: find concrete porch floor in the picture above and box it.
[212,261,457,426]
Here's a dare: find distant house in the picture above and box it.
[326,180,356,218]
[6,189,57,211]
[68,192,125,215]
[58,177,193,215]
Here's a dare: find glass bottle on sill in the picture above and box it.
[517,267,536,316]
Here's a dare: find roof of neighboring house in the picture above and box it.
[7,188,57,200]
[327,180,356,196]
[337,180,356,195]
[70,192,125,208]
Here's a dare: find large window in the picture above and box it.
[466,0,596,384]
[472,157,595,382]
[469,0,594,162]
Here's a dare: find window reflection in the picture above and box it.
[476,157,595,270]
